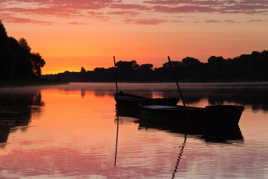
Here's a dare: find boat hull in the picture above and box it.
[114,91,179,107]
[139,105,244,128]
[116,103,244,143]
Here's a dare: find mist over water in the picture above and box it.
[0,83,268,179]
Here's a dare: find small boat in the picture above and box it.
[112,57,179,107]
[114,91,179,107]
[140,104,244,127]
[115,104,244,143]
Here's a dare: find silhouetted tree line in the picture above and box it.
[46,49,268,82]
[0,21,45,81]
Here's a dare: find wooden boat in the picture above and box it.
[113,57,179,107]
[115,104,244,143]
[140,104,244,127]
[114,91,179,107]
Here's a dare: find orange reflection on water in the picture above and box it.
[0,88,180,178]
[30,89,117,148]
[1,85,268,178]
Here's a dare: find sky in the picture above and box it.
[0,0,268,74]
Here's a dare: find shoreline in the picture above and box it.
[0,79,68,88]
[1,80,268,89]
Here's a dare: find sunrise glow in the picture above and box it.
[1,0,268,74]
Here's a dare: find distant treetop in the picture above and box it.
[0,20,46,81]
[0,20,7,42]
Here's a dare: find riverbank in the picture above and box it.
[0,79,68,88]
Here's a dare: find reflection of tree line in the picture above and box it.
[84,88,268,111]
[0,91,44,146]
[183,88,268,111]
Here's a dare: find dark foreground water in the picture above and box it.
[0,82,268,179]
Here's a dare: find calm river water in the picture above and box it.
[0,82,268,179]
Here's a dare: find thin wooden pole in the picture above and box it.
[113,56,119,93]
[168,56,188,179]
[114,56,119,166]
[114,114,119,166]
[168,56,187,108]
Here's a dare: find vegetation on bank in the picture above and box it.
[45,50,268,82]
[2,20,268,83]
[0,20,45,82]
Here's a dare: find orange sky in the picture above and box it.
[1,0,268,74]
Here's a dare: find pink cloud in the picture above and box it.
[205,19,221,23]
[0,0,121,18]
[248,19,265,23]
[108,11,140,16]
[144,0,222,6]
[146,0,268,14]
[224,19,239,23]
[0,0,268,25]
[125,18,166,25]
[0,15,52,25]
[109,3,151,10]
[68,21,87,25]
[153,5,217,13]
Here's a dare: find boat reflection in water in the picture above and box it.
[0,90,44,146]
[116,103,244,144]
[115,102,244,178]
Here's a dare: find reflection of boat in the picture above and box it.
[116,104,244,143]
[140,104,244,127]
[114,91,179,107]
[137,116,244,143]
[116,103,140,118]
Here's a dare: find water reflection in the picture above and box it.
[81,88,86,98]
[112,113,190,179]
[67,82,268,111]
[116,105,244,144]
[160,89,268,111]
[0,90,44,146]
[138,118,243,144]
[114,115,120,166]
[114,97,244,178]
[172,134,187,179]
[0,83,268,179]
